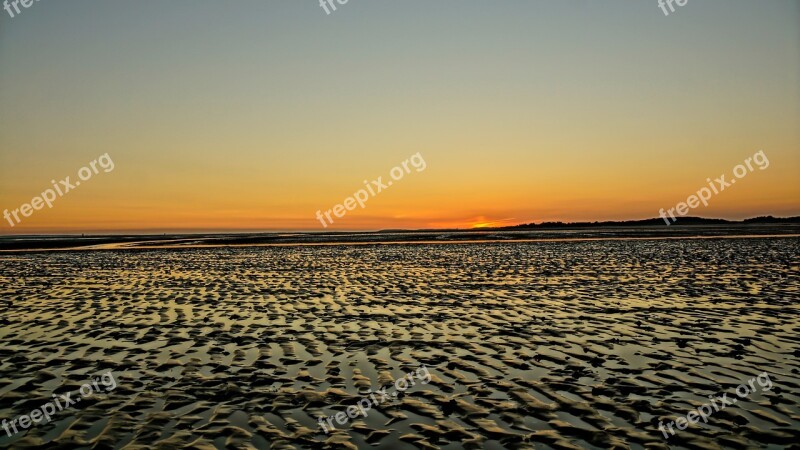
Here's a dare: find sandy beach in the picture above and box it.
[1,235,798,449]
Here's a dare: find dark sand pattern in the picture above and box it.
[1,237,799,449]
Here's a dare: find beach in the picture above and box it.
[0,235,798,449]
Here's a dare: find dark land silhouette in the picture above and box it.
[1,216,798,252]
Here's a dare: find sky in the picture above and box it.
[1,0,798,234]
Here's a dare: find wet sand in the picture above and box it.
[0,236,798,449]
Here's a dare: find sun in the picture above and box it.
[468,216,491,228]
[469,216,517,229]
[472,222,494,229]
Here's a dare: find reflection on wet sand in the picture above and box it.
[0,237,798,449]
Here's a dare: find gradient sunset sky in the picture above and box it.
[1,0,798,233]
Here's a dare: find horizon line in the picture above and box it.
[2,214,798,238]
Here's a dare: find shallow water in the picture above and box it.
[0,237,798,449]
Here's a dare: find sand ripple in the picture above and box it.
[0,237,798,448]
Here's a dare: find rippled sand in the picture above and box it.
[0,237,798,449]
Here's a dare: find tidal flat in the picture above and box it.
[0,237,798,449]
